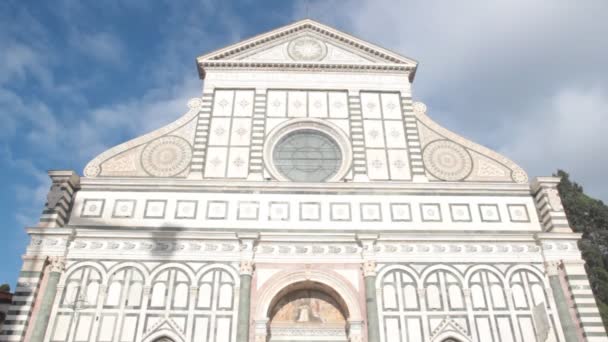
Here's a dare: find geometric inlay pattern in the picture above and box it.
[141,135,193,177]
[423,140,473,181]
[287,36,327,61]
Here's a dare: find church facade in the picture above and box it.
[1,19,606,342]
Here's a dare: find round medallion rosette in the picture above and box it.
[422,140,473,181]
[287,36,327,61]
[141,136,192,177]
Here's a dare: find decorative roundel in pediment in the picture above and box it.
[423,140,473,181]
[287,36,327,61]
[141,135,192,177]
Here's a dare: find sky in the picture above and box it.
[1,0,607,287]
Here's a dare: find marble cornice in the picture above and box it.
[78,177,532,196]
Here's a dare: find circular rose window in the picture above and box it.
[273,130,342,182]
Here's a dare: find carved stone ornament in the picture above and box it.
[46,184,63,209]
[412,101,427,114]
[84,164,101,177]
[240,260,254,275]
[362,260,376,277]
[545,261,561,276]
[141,135,193,177]
[49,256,66,273]
[187,97,203,109]
[287,36,327,61]
[423,140,473,181]
[547,188,564,212]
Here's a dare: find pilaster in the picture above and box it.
[0,257,46,342]
[405,98,426,181]
[247,89,267,180]
[531,177,572,233]
[29,257,65,342]
[358,234,380,342]
[348,90,368,181]
[39,170,80,228]
[237,233,258,342]
[188,91,215,178]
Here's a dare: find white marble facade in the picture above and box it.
[2,19,606,342]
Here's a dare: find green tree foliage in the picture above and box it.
[0,284,9,293]
[556,170,608,330]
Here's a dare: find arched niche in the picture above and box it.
[254,269,363,342]
[268,281,349,341]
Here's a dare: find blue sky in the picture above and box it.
[1,0,607,287]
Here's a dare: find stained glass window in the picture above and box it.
[273,130,342,182]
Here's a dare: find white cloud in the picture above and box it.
[71,31,126,65]
[502,86,608,199]
[300,0,608,200]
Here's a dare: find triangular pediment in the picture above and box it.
[197,19,417,77]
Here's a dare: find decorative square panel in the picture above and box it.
[360,92,381,119]
[330,203,351,221]
[227,147,250,178]
[269,202,290,221]
[208,117,231,146]
[384,122,406,148]
[308,91,328,118]
[420,203,442,222]
[288,91,307,117]
[230,118,252,146]
[366,149,389,180]
[361,203,382,222]
[328,92,348,118]
[507,204,530,222]
[204,147,228,178]
[144,200,166,219]
[267,91,287,117]
[380,93,402,119]
[387,149,411,180]
[479,204,501,222]
[81,199,105,218]
[233,90,254,117]
[390,203,412,222]
[238,201,259,220]
[112,200,136,218]
[449,204,472,222]
[212,90,234,117]
[175,200,198,219]
[207,201,228,220]
[300,202,321,221]
[363,120,385,148]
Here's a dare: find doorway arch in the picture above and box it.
[254,269,364,342]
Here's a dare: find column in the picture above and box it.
[546,261,578,342]
[236,260,253,342]
[237,233,258,342]
[29,257,65,342]
[363,260,380,342]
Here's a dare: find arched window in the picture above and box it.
[193,268,236,342]
[52,266,102,342]
[149,268,191,310]
[61,266,102,309]
[508,269,553,342]
[468,269,512,342]
[378,268,424,342]
[104,267,144,308]
[424,270,465,312]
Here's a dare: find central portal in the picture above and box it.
[268,283,349,342]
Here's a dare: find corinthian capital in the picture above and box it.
[240,260,254,275]
[362,260,376,277]
[48,256,66,273]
